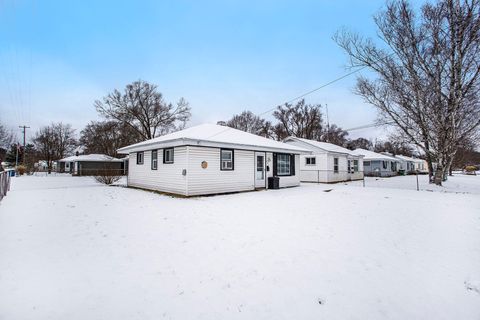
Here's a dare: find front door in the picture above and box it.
[255,152,265,188]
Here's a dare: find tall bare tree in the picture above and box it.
[323,124,349,146]
[218,111,274,138]
[335,0,480,185]
[273,99,324,140]
[33,123,77,173]
[80,121,141,157]
[95,80,191,140]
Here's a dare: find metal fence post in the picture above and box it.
[416,171,419,191]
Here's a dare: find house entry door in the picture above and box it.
[255,152,265,188]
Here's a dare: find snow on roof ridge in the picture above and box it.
[286,136,361,156]
[352,148,400,161]
[117,123,310,153]
[59,154,122,162]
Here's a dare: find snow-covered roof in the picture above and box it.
[117,124,311,154]
[394,155,415,162]
[351,149,400,161]
[284,137,362,157]
[58,154,123,162]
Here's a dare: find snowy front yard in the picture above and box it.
[1,174,479,320]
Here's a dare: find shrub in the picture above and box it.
[94,170,122,185]
[16,165,26,175]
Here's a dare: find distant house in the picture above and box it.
[57,154,124,176]
[283,137,364,183]
[351,149,400,177]
[117,124,310,196]
[413,158,429,174]
[394,155,417,175]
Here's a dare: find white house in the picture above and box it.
[394,155,417,175]
[117,124,310,196]
[283,137,364,183]
[351,149,400,177]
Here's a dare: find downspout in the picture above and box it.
[185,143,189,197]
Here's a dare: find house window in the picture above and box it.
[364,161,371,166]
[220,149,234,170]
[353,160,359,172]
[136,152,144,165]
[305,157,316,165]
[333,157,339,173]
[163,148,174,164]
[151,150,158,170]
[391,162,396,171]
[277,154,291,176]
[383,161,388,169]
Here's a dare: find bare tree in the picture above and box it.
[273,99,324,140]
[0,122,13,148]
[33,123,77,173]
[334,0,480,185]
[346,137,373,150]
[323,124,349,146]
[80,121,141,157]
[218,111,274,138]
[95,80,191,140]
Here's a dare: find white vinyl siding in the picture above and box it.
[187,146,253,196]
[128,147,187,195]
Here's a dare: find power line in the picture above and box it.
[344,121,395,132]
[207,65,368,140]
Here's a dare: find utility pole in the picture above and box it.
[18,125,30,165]
[325,104,330,143]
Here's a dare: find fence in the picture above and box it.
[300,169,366,185]
[300,169,423,191]
[0,171,11,201]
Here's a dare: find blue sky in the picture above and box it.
[0,0,392,142]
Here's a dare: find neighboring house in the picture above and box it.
[351,149,400,177]
[394,155,418,175]
[57,154,124,176]
[413,158,429,174]
[117,124,310,196]
[283,137,364,183]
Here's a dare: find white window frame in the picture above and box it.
[333,157,339,173]
[151,150,158,170]
[220,149,234,170]
[277,154,291,176]
[163,148,174,164]
[137,152,144,165]
[305,157,316,165]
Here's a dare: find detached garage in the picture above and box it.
[57,154,124,176]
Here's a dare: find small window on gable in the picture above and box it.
[163,148,174,164]
[137,152,144,165]
[151,150,158,170]
[333,157,339,173]
[220,149,234,170]
[305,157,316,165]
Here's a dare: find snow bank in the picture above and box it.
[0,175,479,319]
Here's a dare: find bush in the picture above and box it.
[464,166,477,175]
[16,165,26,175]
[94,171,122,185]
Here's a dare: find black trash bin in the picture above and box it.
[268,176,280,189]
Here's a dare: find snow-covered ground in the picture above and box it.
[0,174,479,320]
